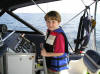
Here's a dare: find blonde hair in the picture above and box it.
[44,11,61,22]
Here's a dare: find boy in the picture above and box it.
[41,11,69,74]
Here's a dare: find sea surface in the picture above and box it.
[0,13,100,53]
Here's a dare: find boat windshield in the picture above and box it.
[0,13,33,32]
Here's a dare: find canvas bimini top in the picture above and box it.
[0,0,60,11]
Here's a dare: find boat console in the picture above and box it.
[0,24,45,74]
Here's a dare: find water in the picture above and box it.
[0,13,100,53]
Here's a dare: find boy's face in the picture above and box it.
[46,20,60,31]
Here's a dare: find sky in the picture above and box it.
[14,0,99,14]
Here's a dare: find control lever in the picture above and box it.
[40,43,48,74]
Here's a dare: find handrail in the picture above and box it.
[93,0,99,50]
[85,53,100,68]
[2,31,16,41]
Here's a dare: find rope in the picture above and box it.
[61,2,95,28]
[81,0,87,7]
[31,0,46,14]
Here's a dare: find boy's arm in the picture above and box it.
[41,48,64,57]
[40,33,65,57]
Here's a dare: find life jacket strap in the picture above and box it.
[50,56,68,60]
[50,64,68,68]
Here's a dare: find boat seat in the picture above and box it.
[83,50,100,73]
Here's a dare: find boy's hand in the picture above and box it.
[41,48,47,56]
[40,43,47,56]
